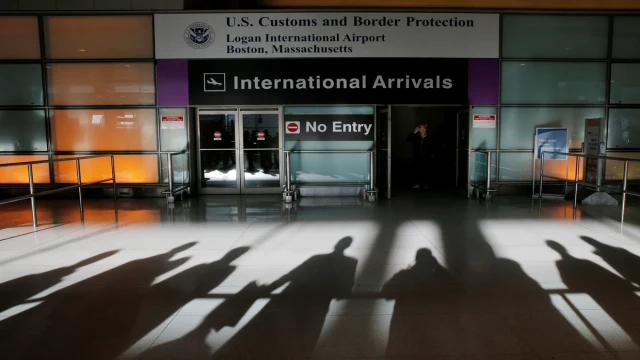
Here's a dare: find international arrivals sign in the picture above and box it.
[188,58,469,105]
[154,12,499,59]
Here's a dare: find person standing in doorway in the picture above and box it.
[407,124,430,189]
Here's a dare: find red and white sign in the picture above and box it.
[473,114,496,129]
[213,131,222,141]
[257,130,265,140]
[161,115,185,129]
[286,121,300,134]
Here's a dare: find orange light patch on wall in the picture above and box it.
[53,155,158,184]
[47,62,155,106]
[0,155,50,184]
[535,157,585,181]
[0,16,40,59]
[44,16,153,59]
[50,109,158,151]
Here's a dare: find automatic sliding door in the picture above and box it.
[197,110,240,194]
[239,110,282,193]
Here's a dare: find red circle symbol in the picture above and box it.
[287,123,299,132]
[257,131,265,138]
[214,131,221,138]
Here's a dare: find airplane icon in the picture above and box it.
[204,73,226,92]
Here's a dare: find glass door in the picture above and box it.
[239,109,282,194]
[197,109,240,194]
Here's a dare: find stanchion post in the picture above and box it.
[111,155,117,201]
[486,152,491,192]
[622,160,629,223]
[539,153,545,199]
[574,155,580,209]
[286,152,291,194]
[369,151,374,192]
[28,164,37,228]
[76,159,83,213]
[167,153,174,195]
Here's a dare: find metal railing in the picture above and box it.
[283,150,376,203]
[540,151,640,223]
[469,150,497,197]
[161,151,191,203]
[0,155,117,228]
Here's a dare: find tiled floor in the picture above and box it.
[1,192,640,360]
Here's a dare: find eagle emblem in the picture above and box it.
[184,22,214,49]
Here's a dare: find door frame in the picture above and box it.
[376,105,392,199]
[238,108,284,194]
[196,106,284,195]
[455,106,472,198]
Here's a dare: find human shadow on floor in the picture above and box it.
[581,235,640,286]
[382,248,462,357]
[0,242,198,360]
[200,236,358,360]
[548,240,640,351]
[0,250,118,315]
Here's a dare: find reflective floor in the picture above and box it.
[1,193,640,360]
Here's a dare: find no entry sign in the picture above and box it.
[286,121,300,134]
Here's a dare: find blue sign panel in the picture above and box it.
[535,128,568,160]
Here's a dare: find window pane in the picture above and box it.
[51,109,157,151]
[0,155,49,184]
[500,107,604,150]
[291,153,370,184]
[607,109,640,149]
[244,150,280,188]
[160,108,188,152]
[613,17,640,59]
[45,16,153,59]
[0,16,40,59]
[610,64,640,104]
[242,113,279,149]
[47,63,155,106]
[499,153,532,182]
[471,106,497,150]
[501,61,607,104]
[502,15,608,59]
[53,155,158,183]
[200,150,237,188]
[0,110,47,152]
[0,64,43,106]
[605,152,640,180]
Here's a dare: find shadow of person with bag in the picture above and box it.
[211,236,358,360]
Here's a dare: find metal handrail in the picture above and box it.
[282,150,376,203]
[540,151,640,223]
[469,150,497,196]
[161,151,190,203]
[0,155,117,228]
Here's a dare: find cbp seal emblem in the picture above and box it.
[184,22,214,49]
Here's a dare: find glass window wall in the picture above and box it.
[47,62,155,106]
[50,109,158,151]
[0,16,40,59]
[0,110,47,152]
[612,17,640,59]
[502,15,608,59]
[0,64,43,106]
[501,61,607,105]
[44,16,153,59]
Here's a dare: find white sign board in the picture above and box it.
[472,114,496,128]
[154,13,499,59]
[161,115,185,129]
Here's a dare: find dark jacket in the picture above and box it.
[407,132,429,160]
